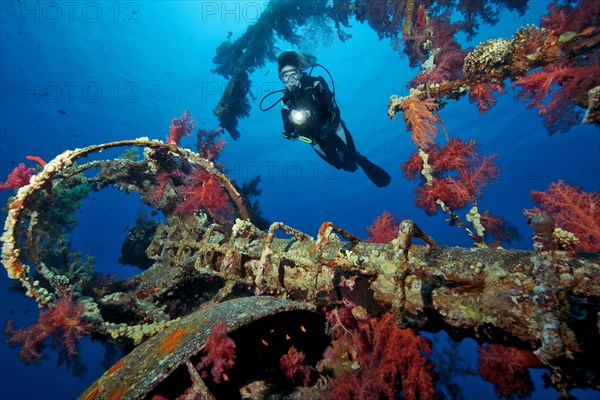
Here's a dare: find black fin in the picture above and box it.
[357,156,391,188]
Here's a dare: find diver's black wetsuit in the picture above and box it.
[281,74,391,187]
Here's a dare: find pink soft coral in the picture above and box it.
[365,211,401,243]
[526,180,600,251]
[167,110,195,145]
[0,163,35,191]
[5,292,91,364]
[196,320,236,383]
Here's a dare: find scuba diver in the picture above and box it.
[267,50,391,188]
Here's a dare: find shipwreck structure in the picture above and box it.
[2,0,600,398]
[1,139,598,399]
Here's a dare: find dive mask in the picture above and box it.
[279,68,301,84]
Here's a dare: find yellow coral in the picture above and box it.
[553,227,580,250]
[463,38,513,79]
[466,206,485,238]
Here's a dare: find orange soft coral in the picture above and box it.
[399,96,440,149]
[526,180,600,251]
[469,82,506,114]
[5,292,91,364]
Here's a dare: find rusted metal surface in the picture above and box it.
[78,296,314,400]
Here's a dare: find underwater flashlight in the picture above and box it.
[290,109,310,125]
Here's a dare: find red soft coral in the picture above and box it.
[280,346,310,386]
[526,180,600,251]
[143,168,186,210]
[365,211,401,243]
[480,211,521,247]
[400,150,424,180]
[414,4,427,31]
[369,314,434,400]
[197,127,226,162]
[512,64,600,134]
[469,82,506,114]
[463,155,500,197]
[0,163,35,191]
[196,320,236,383]
[415,177,473,215]
[175,168,232,223]
[403,138,499,215]
[5,292,91,364]
[167,110,195,145]
[144,170,172,206]
[541,0,600,35]
[407,16,469,86]
[478,344,540,398]
[327,313,435,400]
[428,138,477,173]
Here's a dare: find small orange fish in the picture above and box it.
[580,26,596,36]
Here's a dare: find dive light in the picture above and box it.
[290,108,311,125]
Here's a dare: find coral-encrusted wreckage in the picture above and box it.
[1,138,598,399]
[1,0,600,399]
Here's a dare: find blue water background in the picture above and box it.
[0,1,599,399]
